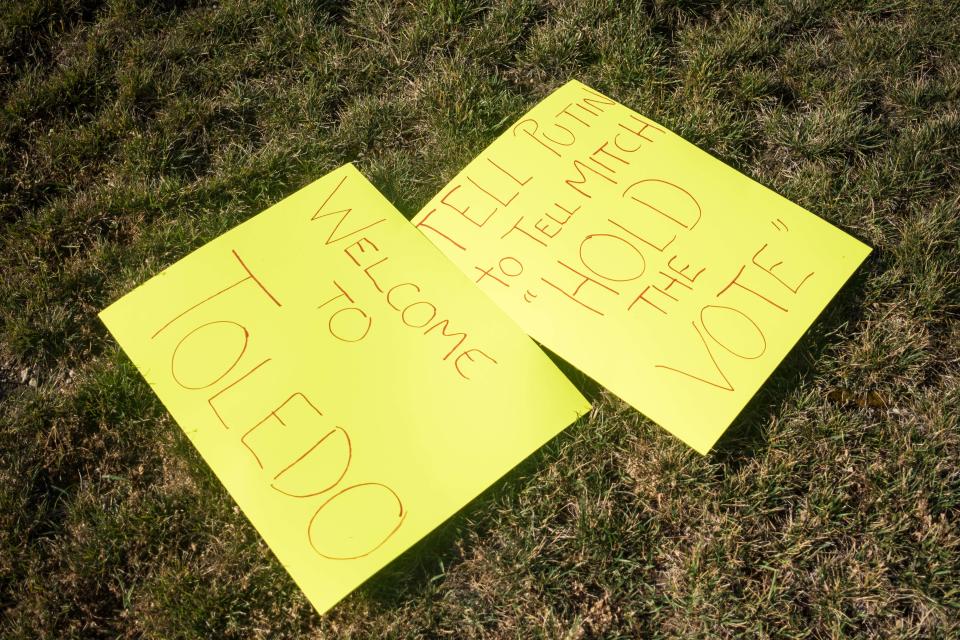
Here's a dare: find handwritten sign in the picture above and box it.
[412,80,871,454]
[99,164,588,615]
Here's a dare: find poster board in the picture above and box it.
[100,164,589,614]
[412,80,871,454]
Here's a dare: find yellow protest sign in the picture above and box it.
[99,164,588,615]
[412,80,871,454]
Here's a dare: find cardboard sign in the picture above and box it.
[412,80,871,454]
[99,164,588,615]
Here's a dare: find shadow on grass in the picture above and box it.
[356,412,592,609]
[711,254,875,468]
[355,353,603,610]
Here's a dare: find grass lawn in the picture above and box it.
[1,0,958,637]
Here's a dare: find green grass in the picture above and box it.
[1,0,958,637]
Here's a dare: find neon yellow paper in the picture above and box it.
[412,80,871,454]
[99,164,588,615]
